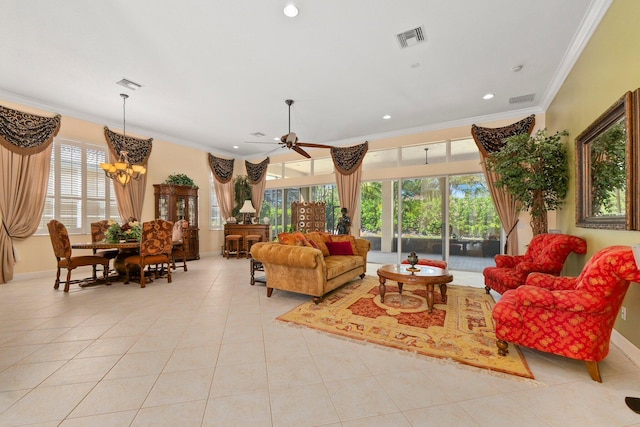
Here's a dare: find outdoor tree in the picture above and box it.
[485,128,569,235]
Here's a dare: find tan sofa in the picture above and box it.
[250,238,371,303]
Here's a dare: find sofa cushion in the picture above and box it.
[325,255,364,279]
[325,241,355,256]
[330,235,358,255]
[305,231,331,256]
[278,231,313,247]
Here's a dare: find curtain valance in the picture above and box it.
[0,105,61,155]
[331,141,368,175]
[104,127,153,164]
[208,153,235,183]
[471,115,535,156]
[245,158,270,184]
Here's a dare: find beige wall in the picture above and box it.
[6,102,225,276]
[546,0,640,343]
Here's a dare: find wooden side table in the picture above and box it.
[250,258,266,286]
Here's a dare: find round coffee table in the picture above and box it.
[376,264,453,313]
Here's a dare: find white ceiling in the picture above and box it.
[0,0,610,159]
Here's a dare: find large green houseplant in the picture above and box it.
[232,175,252,220]
[486,128,569,235]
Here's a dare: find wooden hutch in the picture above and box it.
[153,184,199,260]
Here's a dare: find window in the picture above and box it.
[38,138,118,235]
[209,171,223,229]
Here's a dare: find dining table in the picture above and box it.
[71,241,141,282]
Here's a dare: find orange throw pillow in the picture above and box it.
[304,232,331,256]
[278,231,313,247]
[330,234,358,255]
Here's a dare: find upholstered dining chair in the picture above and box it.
[47,219,111,292]
[483,233,587,295]
[123,219,173,288]
[90,220,118,278]
[171,219,189,271]
[493,245,640,382]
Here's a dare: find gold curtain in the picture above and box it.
[245,158,269,218]
[331,141,368,236]
[471,115,535,256]
[208,154,234,221]
[104,127,153,221]
[0,106,60,283]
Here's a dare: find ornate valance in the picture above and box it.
[471,115,535,156]
[245,158,270,184]
[0,105,61,155]
[331,141,369,175]
[208,153,235,183]
[104,127,153,164]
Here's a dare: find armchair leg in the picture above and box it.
[485,286,491,294]
[496,339,509,356]
[586,361,602,382]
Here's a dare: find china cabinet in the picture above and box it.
[153,184,199,260]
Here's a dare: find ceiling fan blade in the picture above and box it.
[292,145,311,158]
[296,142,333,149]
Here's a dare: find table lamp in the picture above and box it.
[239,200,256,224]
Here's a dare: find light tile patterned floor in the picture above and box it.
[1,256,640,426]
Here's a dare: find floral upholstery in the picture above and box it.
[124,219,173,288]
[493,245,640,382]
[47,219,110,292]
[483,233,587,294]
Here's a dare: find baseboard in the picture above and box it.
[612,329,640,367]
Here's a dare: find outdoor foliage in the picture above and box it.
[590,120,626,215]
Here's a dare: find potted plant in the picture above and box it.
[485,128,569,235]
[232,175,252,221]
[164,173,197,188]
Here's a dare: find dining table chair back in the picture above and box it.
[124,219,174,288]
[47,219,110,292]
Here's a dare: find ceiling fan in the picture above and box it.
[245,99,333,158]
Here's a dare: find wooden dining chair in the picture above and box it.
[90,220,118,278]
[47,219,111,292]
[171,219,189,271]
[123,219,173,288]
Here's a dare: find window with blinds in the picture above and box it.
[37,138,118,235]
[209,171,222,229]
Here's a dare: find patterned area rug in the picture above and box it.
[277,276,533,379]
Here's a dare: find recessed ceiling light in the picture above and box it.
[233,145,239,149]
[274,137,280,141]
[283,4,299,17]
[483,93,494,100]
[382,115,391,120]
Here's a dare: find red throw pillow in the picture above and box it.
[325,241,355,256]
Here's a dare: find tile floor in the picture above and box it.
[1,256,640,426]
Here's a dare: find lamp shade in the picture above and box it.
[239,200,256,214]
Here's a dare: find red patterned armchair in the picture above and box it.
[483,233,587,295]
[493,246,640,382]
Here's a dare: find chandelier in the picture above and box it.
[100,93,146,187]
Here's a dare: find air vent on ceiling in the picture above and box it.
[396,26,426,48]
[250,132,265,138]
[509,93,535,104]
[116,78,142,90]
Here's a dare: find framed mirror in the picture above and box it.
[576,90,639,229]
